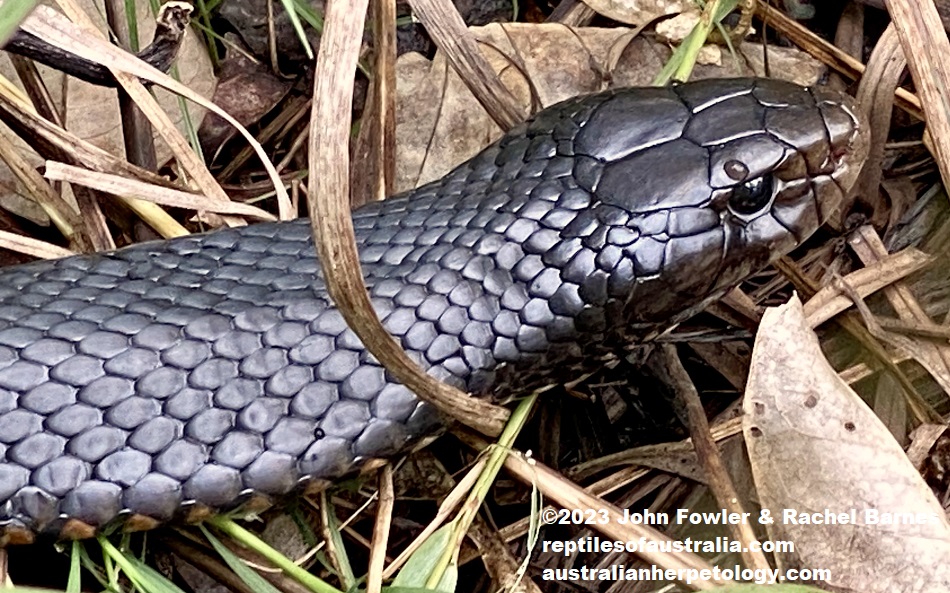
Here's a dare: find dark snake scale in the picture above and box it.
[0,78,868,541]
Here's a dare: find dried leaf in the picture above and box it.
[579,0,692,26]
[395,23,825,192]
[743,295,950,593]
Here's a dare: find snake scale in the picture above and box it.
[0,78,868,542]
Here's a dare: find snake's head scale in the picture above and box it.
[540,77,869,326]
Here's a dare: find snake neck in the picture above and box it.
[350,151,722,399]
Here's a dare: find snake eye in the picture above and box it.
[727,175,774,216]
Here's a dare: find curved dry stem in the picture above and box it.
[307,0,509,437]
[853,23,905,226]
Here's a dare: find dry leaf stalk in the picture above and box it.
[648,345,770,572]
[802,248,932,327]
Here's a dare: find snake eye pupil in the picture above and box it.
[728,176,774,216]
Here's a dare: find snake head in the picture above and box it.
[560,77,869,327]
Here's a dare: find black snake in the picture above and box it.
[0,77,868,542]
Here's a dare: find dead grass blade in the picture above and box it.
[0,90,190,240]
[802,248,932,327]
[848,226,950,405]
[308,2,508,436]
[365,465,394,593]
[854,24,905,214]
[0,125,81,244]
[501,453,728,590]
[44,162,277,220]
[0,88,163,185]
[0,230,74,259]
[27,2,242,228]
[383,456,487,579]
[23,2,292,220]
[465,517,542,593]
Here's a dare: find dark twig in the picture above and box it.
[647,344,770,573]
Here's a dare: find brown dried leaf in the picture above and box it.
[198,42,293,158]
[743,295,950,593]
[578,0,692,26]
[395,23,825,192]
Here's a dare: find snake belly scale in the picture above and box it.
[0,78,868,541]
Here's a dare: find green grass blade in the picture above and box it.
[653,0,738,85]
[391,389,544,593]
[289,504,322,550]
[192,0,220,65]
[199,525,285,593]
[322,498,356,591]
[391,524,456,593]
[289,0,324,35]
[66,541,82,593]
[208,516,344,593]
[0,0,37,46]
[77,542,111,590]
[99,538,188,593]
[126,560,190,593]
[126,0,142,52]
[101,541,120,591]
[422,391,541,590]
[281,0,315,59]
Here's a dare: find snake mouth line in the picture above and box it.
[818,94,871,199]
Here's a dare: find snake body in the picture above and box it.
[0,78,868,541]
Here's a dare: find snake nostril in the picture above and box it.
[830,143,849,162]
[724,159,750,182]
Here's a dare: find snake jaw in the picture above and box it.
[600,79,871,328]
